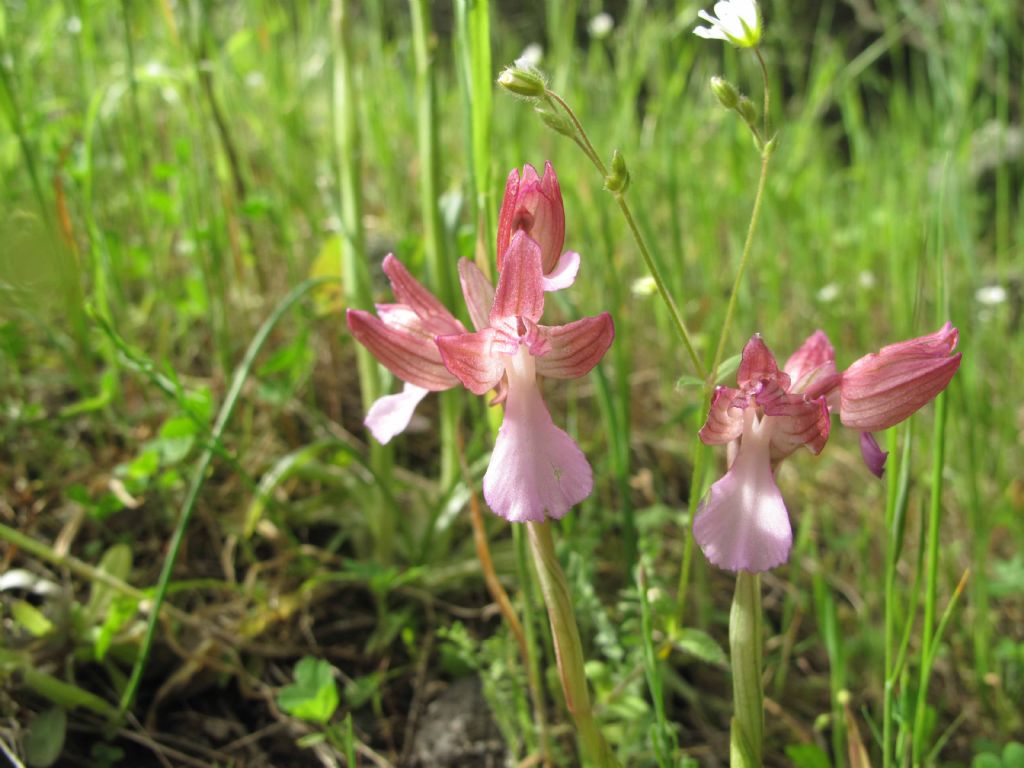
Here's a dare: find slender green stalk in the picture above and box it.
[729,572,764,768]
[542,90,705,380]
[410,0,461,491]
[638,563,676,765]
[118,276,331,716]
[911,389,949,765]
[527,522,619,767]
[513,523,552,765]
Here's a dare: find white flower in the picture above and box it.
[976,284,1007,306]
[588,13,614,40]
[694,0,762,48]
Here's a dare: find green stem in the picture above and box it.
[117,276,331,716]
[729,571,764,768]
[544,90,705,380]
[911,390,950,765]
[526,522,619,767]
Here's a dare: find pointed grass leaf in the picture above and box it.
[25,706,67,767]
[276,657,339,725]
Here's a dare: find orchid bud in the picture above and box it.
[496,162,566,275]
[839,322,962,432]
[710,76,740,110]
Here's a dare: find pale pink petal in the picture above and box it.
[533,161,566,273]
[839,324,962,431]
[382,254,463,336]
[784,330,840,398]
[495,168,520,270]
[699,386,747,445]
[364,383,429,444]
[490,232,545,326]
[375,304,432,339]
[859,431,888,478]
[436,329,509,395]
[457,258,495,331]
[483,379,592,522]
[755,379,831,458]
[693,431,792,572]
[541,251,580,292]
[347,309,458,391]
[534,313,614,379]
[737,334,789,390]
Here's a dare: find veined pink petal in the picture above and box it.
[859,431,888,478]
[693,428,792,572]
[375,304,432,339]
[737,334,790,391]
[436,329,508,395]
[784,330,840,399]
[491,232,545,326]
[382,254,463,336]
[457,258,495,331]
[347,309,458,391]
[699,386,747,445]
[483,367,592,522]
[755,378,831,458]
[364,383,430,444]
[839,323,961,431]
[495,168,521,270]
[496,163,566,274]
[541,251,580,292]
[534,313,614,379]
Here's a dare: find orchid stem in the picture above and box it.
[729,571,764,768]
[544,89,706,380]
[456,429,551,765]
[527,521,620,767]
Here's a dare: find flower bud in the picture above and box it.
[534,102,576,138]
[603,150,630,193]
[497,62,547,99]
[710,76,740,110]
[737,96,758,127]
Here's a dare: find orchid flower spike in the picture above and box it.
[437,232,614,523]
[694,0,762,48]
[695,334,831,572]
[497,162,580,292]
[345,255,466,444]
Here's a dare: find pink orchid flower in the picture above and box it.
[437,231,614,522]
[345,254,465,444]
[695,334,831,572]
[497,162,580,292]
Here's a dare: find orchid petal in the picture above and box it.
[436,329,509,395]
[784,330,839,398]
[755,378,831,457]
[458,258,495,331]
[490,232,545,326]
[533,161,566,273]
[859,431,888,478]
[483,375,592,522]
[737,334,789,390]
[541,251,580,292]
[364,383,430,444]
[382,254,463,336]
[495,168,521,269]
[693,430,792,572]
[839,324,961,431]
[534,313,614,379]
[347,309,458,391]
[699,386,747,445]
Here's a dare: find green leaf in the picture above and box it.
[94,595,140,661]
[672,628,728,668]
[971,754,1001,768]
[276,657,339,724]
[1003,743,1024,766]
[11,600,54,637]
[786,743,832,768]
[151,414,198,464]
[85,544,133,626]
[25,706,67,767]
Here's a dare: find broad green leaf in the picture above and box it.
[786,743,832,768]
[672,627,728,668]
[85,544,132,625]
[276,657,339,724]
[25,706,66,767]
[12,600,54,637]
